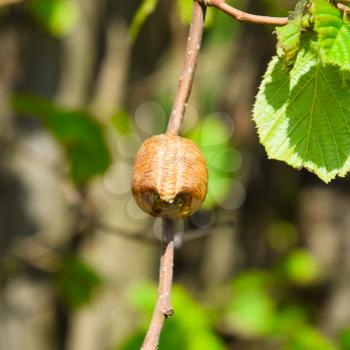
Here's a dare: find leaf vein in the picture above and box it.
[316,96,342,167]
[262,67,316,144]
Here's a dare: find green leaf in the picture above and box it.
[55,255,101,309]
[276,0,310,69]
[253,33,350,183]
[129,0,159,41]
[311,0,350,71]
[29,0,78,37]
[276,21,303,69]
[13,94,111,184]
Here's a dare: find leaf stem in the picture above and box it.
[207,0,349,25]
[206,0,288,25]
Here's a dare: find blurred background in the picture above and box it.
[1,0,350,349]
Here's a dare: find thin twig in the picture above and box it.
[166,0,206,135]
[142,1,206,349]
[208,0,349,25]
[337,2,350,12]
[141,219,174,350]
[207,0,288,26]
[0,0,23,6]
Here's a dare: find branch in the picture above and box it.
[207,0,349,25]
[142,1,206,349]
[0,0,23,6]
[207,0,288,26]
[337,2,350,12]
[141,219,175,350]
[166,0,206,135]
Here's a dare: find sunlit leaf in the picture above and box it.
[276,0,310,69]
[13,94,111,184]
[253,33,350,182]
[311,0,350,71]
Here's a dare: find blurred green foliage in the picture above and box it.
[177,0,193,24]
[220,252,335,349]
[187,114,238,209]
[12,94,111,184]
[263,0,299,17]
[55,255,101,309]
[265,220,298,253]
[287,327,336,350]
[224,271,276,336]
[281,249,321,286]
[119,252,337,350]
[131,0,221,44]
[129,0,159,41]
[110,110,133,135]
[273,304,308,336]
[204,8,238,44]
[28,0,78,37]
[118,283,226,350]
[339,327,350,350]
[177,0,216,27]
